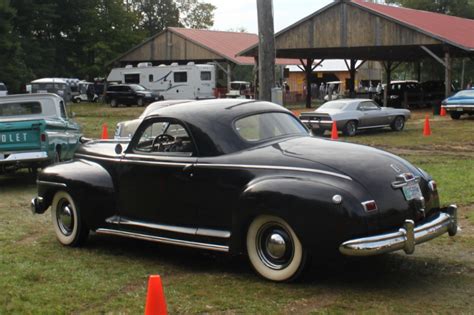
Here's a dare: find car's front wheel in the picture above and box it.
[51,191,89,247]
[450,112,462,120]
[343,120,357,136]
[390,116,405,131]
[246,215,307,282]
[137,97,144,107]
[110,99,118,107]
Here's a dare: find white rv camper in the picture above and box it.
[107,62,216,100]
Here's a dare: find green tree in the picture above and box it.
[0,0,30,92]
[385,0,474,18]
[177,0,216,29]
[132,0,181,36]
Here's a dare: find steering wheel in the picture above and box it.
[151,134,175,151]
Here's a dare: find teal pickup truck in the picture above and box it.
[0,93,82,174]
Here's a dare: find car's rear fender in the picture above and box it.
[231,175,370,254]
[37,159,116,229]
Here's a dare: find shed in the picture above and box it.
[109,27,296,90]
[240,0,474,107]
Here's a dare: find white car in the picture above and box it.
[0,82,8,96]
[114,100,192,140]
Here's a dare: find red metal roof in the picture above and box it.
[169,27,298,65]
[352,0,474,50]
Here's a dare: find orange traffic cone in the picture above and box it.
[101,123,109,139]
[330,121,339,140]
[440,106,447,117]
[144,275,167,315]
[423,115,431,136]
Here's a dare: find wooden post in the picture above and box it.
[257,0,276,102]
[445,50,452,97]
[227,63,232,92]
[349,59,357,98]
[461,59,466,89]
[305,59,313,108]
[415,61,421,82]
[383,61,392,107]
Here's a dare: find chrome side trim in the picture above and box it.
[300,119,333,125]
[37,180,67,188]
[95,228,229,252]
[197,164,352,181]
[106,216,232,239]
[357,124,390,130]
[74,153,352,181]
[339,206,458,256]
[75,153,121,162]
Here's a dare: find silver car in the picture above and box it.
[299,99,411,136]
[114,100,192,140]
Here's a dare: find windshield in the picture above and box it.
[454,90,474,98]
[130,84,147,91]
[318,101,349,110]
[234,112,307,142]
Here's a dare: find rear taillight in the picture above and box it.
[40,133,46,142]
[362,200,378,212]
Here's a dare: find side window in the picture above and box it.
[360,101,379,111]
[134,121,194,156]
[124,74,140,84]
[59,101,67,119]
[200,71,211,81]
[174,72,187,83]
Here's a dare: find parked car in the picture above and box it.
[421,80,456,106]
[72,81,99,103]
[442,89,474,119]
[105,84,162,107]
[31,99,457,282]
[0,82,8,96]
[0,93,81,174]
[299,99,410,136]
[114,100,192,140]
[387,80,424,108]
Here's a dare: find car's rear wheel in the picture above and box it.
[110,99,118,107]
[390,116,405,131]
[246,215,307,282]
[51,191,89,247]
[342,120,357,136]
[450,112,462,120]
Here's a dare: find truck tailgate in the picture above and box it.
[0,119,44,152]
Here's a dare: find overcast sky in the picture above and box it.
[207,0,334,33]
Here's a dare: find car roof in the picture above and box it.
[141,99,294,156]
[0,93,62,102]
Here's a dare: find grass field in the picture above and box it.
[1,102,473,313]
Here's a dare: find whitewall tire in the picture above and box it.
[246,215,307,282]
[51,191,89,246]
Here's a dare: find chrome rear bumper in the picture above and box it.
[339,205,458,256]
[0,151,48,163]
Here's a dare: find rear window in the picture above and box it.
[234,112,307,142]
[0,102,42,117]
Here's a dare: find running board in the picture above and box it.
[96,228,229,252]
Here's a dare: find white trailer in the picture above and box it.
[107,62,216,100]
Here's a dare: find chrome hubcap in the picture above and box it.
[266,233,286,259]
[57,199,74,236]
[256,223,294,270]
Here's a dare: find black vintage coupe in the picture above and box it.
[32,99,458,282]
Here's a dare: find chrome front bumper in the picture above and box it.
[339,205,458,256]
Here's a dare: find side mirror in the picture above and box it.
[115,143,123,155]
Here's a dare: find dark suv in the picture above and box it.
[387,81,424,108]
[105,84,162,107]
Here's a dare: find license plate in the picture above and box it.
[457,108,464,112]
[402,182,423,201]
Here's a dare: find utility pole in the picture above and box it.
[256,0,275,101]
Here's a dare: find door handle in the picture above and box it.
[183,164,194,177]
